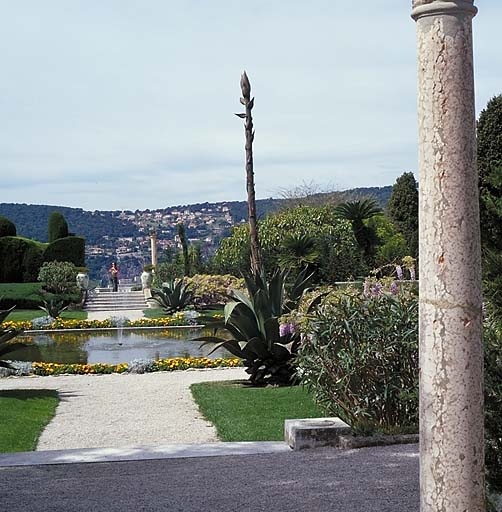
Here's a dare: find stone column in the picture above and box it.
[411,1,484,510]
[150,231,158,267]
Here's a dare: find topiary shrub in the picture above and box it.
[44,236,85,267]
[47,211,69,243]
[0,216,16,237]
[0,237,45,283]
[21,243,45,282]
[0,237,26,282]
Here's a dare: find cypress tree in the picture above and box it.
[477,94,502,253]
[177,223,190,276]
[47,211,69,243]
[387,172,419,258]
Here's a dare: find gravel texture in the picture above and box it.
[0,368,247,450]
[0,444,420,512]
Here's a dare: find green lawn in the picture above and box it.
[0,389,59,452]
[5,310,88,322]
[190,381,326,441]
[142,308,166,319]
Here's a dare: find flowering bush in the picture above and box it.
[185,274,246,306]
[296,287,419,434]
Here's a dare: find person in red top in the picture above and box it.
[109,262,119,292]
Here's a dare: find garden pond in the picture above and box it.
[12,328,231,365]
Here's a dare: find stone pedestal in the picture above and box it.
[284,418,351,450]
[412,1,484,510]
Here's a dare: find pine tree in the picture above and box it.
[387,172,419,258]
[47,211,69,243]
[477,95,502,253]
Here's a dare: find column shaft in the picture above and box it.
[412,1,484,510]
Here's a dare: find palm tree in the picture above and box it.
[335,199,383,265]
[278,233,319,273]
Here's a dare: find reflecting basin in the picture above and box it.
[12,328,231,365]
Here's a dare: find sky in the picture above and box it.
[1,1,501,211]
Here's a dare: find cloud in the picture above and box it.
[0,0,500,210]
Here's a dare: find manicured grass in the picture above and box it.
[142,308,167,319]
[0,389,59,452]
[0,282,43,303]
[190,381,326,441]
[5,310,88,321]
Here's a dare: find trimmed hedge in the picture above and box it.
[44,236,85,267]
[47,211,69,243]
[0,237,46,283]
[0,282,44,309]
[0,216,16,237]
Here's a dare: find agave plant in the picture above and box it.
[0,306,27,369]
[196,268,313,386]
[39,297,69,318]
[151,279,193,314]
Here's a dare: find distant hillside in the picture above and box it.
[0,204,137,244]
[0,186,392,243]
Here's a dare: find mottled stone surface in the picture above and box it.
[284,418,351,450]
[413,1,484,511]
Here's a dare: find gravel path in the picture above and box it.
[0,368,247,450]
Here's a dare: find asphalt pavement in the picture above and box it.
[0,443,419,512]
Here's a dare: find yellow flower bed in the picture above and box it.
[31,357,242,376]
[1,312,190,331]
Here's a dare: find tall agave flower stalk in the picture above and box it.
[236,71,263,277]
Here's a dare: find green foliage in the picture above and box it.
[296,290,419,434]
[367,216,409,266]
[334,199,383,266]
[0,237,46,283]
[213,205,363,282]
[47,211,69,243]
[0,216,16,237]
[151,279,193,314]
[197,269,312,386]
[278,233,319,272]
[38,296,69,318]
[0,306,28,369]
[185,274,245,306]
[177,223,190,276]
[44,236,85,267]
[387,172,419,258]
[38,261,78,295]
[484,313,502,496]
[154,258,185,285]
[191,381,325,442]
[0,389,59,453]
[478,95,502,253]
